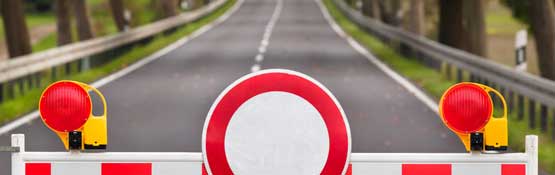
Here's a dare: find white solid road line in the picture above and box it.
[251,0,283,73]
[0,0,245,136]
[315,0,440,114]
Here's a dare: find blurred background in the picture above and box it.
[0,0,554,174]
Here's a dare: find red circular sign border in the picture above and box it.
[202,69,351,175]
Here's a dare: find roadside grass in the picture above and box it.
[322,0,555,173]
[32,33,56,52]
[29,0,158,53]
[0,0,236,124]
[0,13,55,41]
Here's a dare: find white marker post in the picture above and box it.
[515,30,527,72]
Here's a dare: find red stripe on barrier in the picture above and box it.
[502,164,526,175]
[202,163,208,175]
[26,163,51,175]
[102,163,151,175]
[345,164,352,175]
[402,164,451,175]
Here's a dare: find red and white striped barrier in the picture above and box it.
[11,134,538,175]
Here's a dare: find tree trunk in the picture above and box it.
[160,0,178,18]
[109,0,127,32]
[529,0,555,80]
[73,0,94,41]
[1,0,32,58]
[408,0,424,35]
[188,0,204,10]
[379,0,402,26]
[438,0,465,49]
[55,0,73,46]
[462,0,487,57]
[361,0,380,19]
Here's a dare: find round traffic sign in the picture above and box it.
[202,69,351,175]
[39,81,91,132]
[439,83,492,134]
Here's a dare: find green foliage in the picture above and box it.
[32,33,56,52]
[24,0,53,13]
[501,0,529,25]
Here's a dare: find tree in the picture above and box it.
[529,0,555,80]
[1,0,32,58]
[408,0,425,35]
[438,0,465,49]
[55,0,73,46]
[109,0,127,32]
[379,0,402,26]
[462,0,487,56]
[188,0,204,10]
[361,0,380,19]
[73,0,94,41]
[160,0,179,18]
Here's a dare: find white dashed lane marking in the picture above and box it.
[251,0,282,73]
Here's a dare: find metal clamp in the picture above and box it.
[0,146,19,152]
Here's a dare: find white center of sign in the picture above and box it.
[225,91,329,175]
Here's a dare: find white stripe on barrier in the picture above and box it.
[452,163,500,175]
[52,162,99,175]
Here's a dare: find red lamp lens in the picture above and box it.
[39,81,91,132]
[440,83,492,133]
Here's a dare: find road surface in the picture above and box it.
[0,0,466,174]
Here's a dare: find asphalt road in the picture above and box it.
[0,0,471,174]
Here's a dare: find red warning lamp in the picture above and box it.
[439,82,508,152]
[39,81,91,132]
[440,83,492,134]
[39,80,108,151]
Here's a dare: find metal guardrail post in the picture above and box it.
[51,67,57,81]
[507,90,514,114]
[17,79,24,96]
[0,83,3,103]
[529,99,536,129]
[540,104,547,132]
[552,108,555,141]
[456,68,462,82]
[65,63,71,76]
[7,81,14,99]
[35,73,41,88]
[518,95,524,120]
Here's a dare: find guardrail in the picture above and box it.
[0,0,226,103]
[332,0,555,141]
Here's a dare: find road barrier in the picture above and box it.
[9,134,538,175]
[7,70,540,175]
[0,0,227,104]
[331,0,555,141]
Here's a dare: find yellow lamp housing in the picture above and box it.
[439,82,508,152]
[39,80,108,151]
